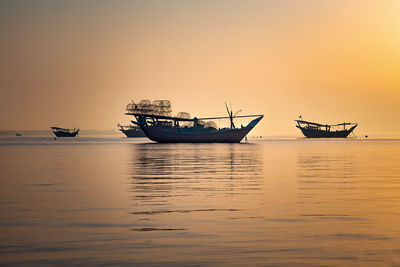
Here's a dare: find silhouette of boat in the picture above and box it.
[125,100,263,143]
[50,127,79,137]
[295,119,357,138]
[15,133,22,136]
[117,124,146,138]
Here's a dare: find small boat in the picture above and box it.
[117,124,146,138]
[50,127,79,137]
[125,100,263,143]
[15,133,22,136]
[295,119,357,138]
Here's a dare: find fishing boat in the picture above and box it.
[125,100,263,143]
[295,119,357,138]
[117,124,146,138]
[50,127,79,137]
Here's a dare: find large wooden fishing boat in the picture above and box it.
[295,119,357,138]
[50,127,79,137]
[117,124,146,138]
[125,100,263,143]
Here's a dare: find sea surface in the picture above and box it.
[1,136,400,266]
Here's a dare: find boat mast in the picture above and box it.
[225,102,235,129]
[224,103,242,129]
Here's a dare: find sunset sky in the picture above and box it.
[1,0,399,135]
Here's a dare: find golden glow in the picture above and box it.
[0,1,399,135]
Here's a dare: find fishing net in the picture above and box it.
[139,100,151,106]
[152,100,162,107]
[152,100,171,116]
[126,103,134,111]
[205,121,218,129]
[197,120,206,126]
[126,99,173,116]
[177,112,191,119]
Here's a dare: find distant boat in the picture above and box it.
[50,127,79,137]
[15,133,22,136]
[295,119,357,138]
[125,100,263,143]
[117,124,146,138]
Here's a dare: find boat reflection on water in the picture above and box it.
[129,143,264,206]
[297,151,357,203]
[297,152,357,182]
[3,138,400,266]
[294,147,382,262]
[127,143,266,264]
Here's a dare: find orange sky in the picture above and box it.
[0,0,399,135]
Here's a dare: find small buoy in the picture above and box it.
[365,135,368,138]
[54,138,57,140]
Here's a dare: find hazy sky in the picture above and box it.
[1,0,399,135]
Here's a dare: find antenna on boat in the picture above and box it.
[234,109,242,117]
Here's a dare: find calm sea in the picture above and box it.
[1,136,400,266]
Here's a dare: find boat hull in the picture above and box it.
[137,116,263,143]
[119,128,146,138]
[297,125,357,138]
[53,131,78,137]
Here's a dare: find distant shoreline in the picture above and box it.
[0,129,121,137]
